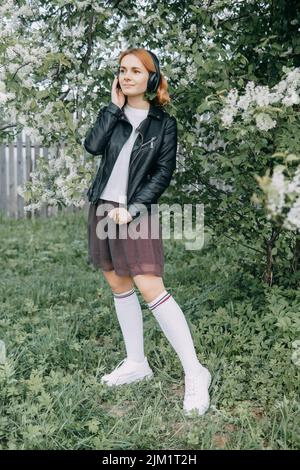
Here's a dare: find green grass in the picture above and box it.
[0,209,299,450]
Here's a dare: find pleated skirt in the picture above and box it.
[87,198,164,277]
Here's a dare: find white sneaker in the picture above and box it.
[100,356,154,387]
[183,366,212,416]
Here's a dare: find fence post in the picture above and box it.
[8,141,17,218]
[0,145,7,218]
[25,134,32,219]
[17,132,24,219]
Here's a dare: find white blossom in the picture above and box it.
[267,166,286,215]
[282,89,300,106]
[179,78,189,87]
[255,113,276,131]
[284,197,300,231]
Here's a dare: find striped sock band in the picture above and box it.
[113,288,135,299]
[147,290,171,311]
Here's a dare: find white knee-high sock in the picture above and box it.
[113,288,145,363]
[147,290,204,376]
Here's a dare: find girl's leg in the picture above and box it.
[102,270,145,362]
[133,274,211,415]
[133,274,203,375]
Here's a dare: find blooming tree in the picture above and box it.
[0,0,135,209]
[1,0,300,285]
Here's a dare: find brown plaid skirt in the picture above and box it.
[87,198,164,277]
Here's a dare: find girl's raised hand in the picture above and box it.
[111,76,125,109]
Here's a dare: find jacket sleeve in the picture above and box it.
[83,101,123,156]
[127,116,178,221]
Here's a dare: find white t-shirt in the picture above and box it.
[99,103,149,204]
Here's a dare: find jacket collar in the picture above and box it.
[119,101,164,121]
[118,102,165,137]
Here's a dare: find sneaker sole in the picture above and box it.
[101,371,154,387]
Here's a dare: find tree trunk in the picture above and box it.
[262,227,281,286]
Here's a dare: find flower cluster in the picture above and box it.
[220,67,300,130]
[17,145,95,211]
[264,165,300,231]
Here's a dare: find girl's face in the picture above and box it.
[118,54,149,97]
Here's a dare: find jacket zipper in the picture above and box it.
[140,136,157,149]
[129,136,157,169]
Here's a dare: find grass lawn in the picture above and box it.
[0,209,299,450]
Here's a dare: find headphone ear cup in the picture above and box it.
[148,72,160,93]
[147,71,157,93]
[146,51,160,93]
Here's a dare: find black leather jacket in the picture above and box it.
[84,100,177,220]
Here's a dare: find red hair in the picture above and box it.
[118,47,171,107]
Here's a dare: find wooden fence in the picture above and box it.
[0,129,89,219]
